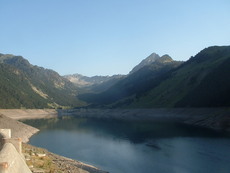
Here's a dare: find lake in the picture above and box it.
[24,116,230,173]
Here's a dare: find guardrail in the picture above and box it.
[0,129,32,173]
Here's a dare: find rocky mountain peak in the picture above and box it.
[0,54,15,63]
[157,54,173,63]
[142,53,160,63]
[129,53,160,74]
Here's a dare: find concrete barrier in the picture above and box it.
[0,129,32,173]
[0,129,11,138]
[0,143,31,173]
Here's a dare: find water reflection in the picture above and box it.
[24,116,225,143]
[23,117,230,173]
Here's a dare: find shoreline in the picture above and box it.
[59,108,230,133]
[1,108,230,133]
[0,114,39,143]
[0,110,108,173]
[1,108,229,172]
[1,107,229,134]
[23,143,108,173]
[0,109,58,120]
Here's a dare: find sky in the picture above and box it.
[0,0,230,76]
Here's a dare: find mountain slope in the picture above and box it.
[79,54,182,106]
[130,46,230,108]
[64,74,111,87]
[129,53,161,74]
[176,46,230,107]
[64,74,125,93]
[1,46,229,109]
[0,63,47,108]
[0,54,85,108]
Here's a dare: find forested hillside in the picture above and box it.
[79,54,182,106]
[0,54,85,108]
[129,46,230,108]
[1,46,229,109]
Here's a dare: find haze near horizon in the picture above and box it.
[0,0,229,76]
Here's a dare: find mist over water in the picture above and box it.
[24,117,230,173]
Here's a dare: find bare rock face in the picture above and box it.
[129,53,161,74]
[0,114,39,143]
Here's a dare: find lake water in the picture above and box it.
[24,116,230,173]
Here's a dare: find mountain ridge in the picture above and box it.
[0,45,229,109]
[129,53,173,74]
[78,54,183,105]
[64,73,125,87]
[128,46,230,108]
[0,54,85,108]
[77,46,230,108]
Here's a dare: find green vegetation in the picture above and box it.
[130,46,230,108]
[79,55,182,106]
[79,46,230,108]
[0,54,85,108]
[1,46,230,109]
[0,64,48,108]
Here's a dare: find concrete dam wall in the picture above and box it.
[0,129,31,173]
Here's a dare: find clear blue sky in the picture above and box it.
[0,0,229,76]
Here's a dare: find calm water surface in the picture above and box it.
[24,116,230,173]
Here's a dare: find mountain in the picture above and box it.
[64,74,125,93]
[64,74,110,87]
[0,54,85,108]
[79,46,230,108]
[130,53,160,74]
[1,45,229,109]
[128,46,230,108]
[79,54,182,106]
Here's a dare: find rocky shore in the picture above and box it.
[2,108,229,133]
[0,109,58,120]
[1,108,229,172]
[23,143,107,173]
[59,108,230,133]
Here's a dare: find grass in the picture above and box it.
[22,143,59,173]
